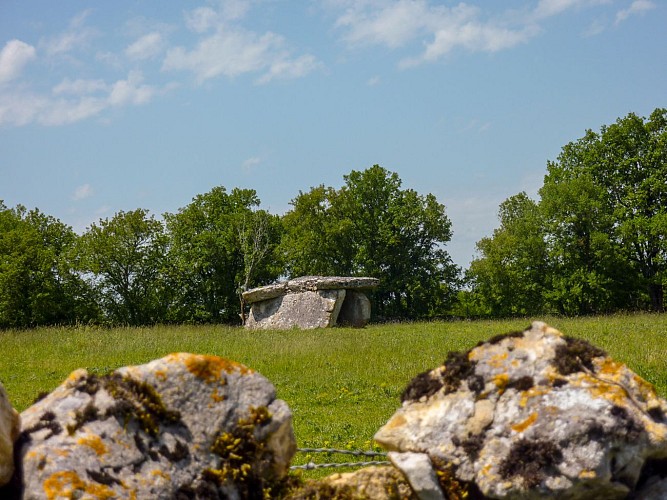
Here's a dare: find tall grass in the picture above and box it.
[1,314,665,472]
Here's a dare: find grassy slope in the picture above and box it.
[1,314,666,470]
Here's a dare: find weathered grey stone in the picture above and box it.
[246,289,346,329]
[17,353,296,499]
[242,276,379,304]
[388,452,444,500]
[375,321,667,499]
[0,382,19,486]
[287,465,417,499]
[337,290,372,328]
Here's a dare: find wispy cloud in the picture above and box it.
[125,32,164,61]
[42,9,98,57]
[242,156,262,171]
[332,0,618,67]
[163,3,321,84]
[615,0,655,24]
[72,183,94,201]
[0,71,171,126]
[0,39,36,84]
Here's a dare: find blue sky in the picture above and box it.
[1,0,665,268]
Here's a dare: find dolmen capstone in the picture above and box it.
[8,353,296,499]
[242,276,379,329]
[375,321,667,499]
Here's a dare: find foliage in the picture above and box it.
[0,202,97,328]
[469,109,667,316]
[164,187,282,324]
[282,165,459,319]
[468,193,548,317]
[75,209,169,325]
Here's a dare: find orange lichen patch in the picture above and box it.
[54,448,71,458]
[43,470,115,500]
[595,358,625,377]
[511,412,538,433]
[488,352,509,369]
[151,469,171,481]
[65,369,88,386]
[169,353,251,383]
[211,387,226,403]
[154,369,167,381]
[519,386,551,408]
[77,434,109,456]
[493,374,510,394]
[579,470,596,479]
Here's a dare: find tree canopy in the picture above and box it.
[468,108,667,315]
[282,165,458,319]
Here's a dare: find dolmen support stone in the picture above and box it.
[0,382,20,487]
[375,321,667,499]
[243,276,379,329]
[12,353,296,499]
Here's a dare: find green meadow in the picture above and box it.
[1,314,666,472]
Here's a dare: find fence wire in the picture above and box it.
[290,447,390,471]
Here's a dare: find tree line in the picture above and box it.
[1,109,665,328]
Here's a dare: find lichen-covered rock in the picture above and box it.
[0,382,20,486]
[16,353,296,499]
[242,276,379,304]
[375,321,667,499]
[287,465,417,499]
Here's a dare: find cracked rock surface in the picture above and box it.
[375,321,667,499]
[14,353,296,499]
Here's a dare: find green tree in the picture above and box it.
[0,202,97,328]
[76,209,168,325]
[282,165,458,319]
[467,193,548,317]
[165,187,281,324]
[541,109,666,311]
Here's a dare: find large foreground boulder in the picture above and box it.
[14,353,296,499]
[375,321,667,499]
[0,382,20,486]
[244,276,379,329]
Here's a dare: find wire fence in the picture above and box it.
[289,447,390,471]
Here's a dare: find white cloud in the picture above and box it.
[367,75,381,86]
[242,156,261,171]
[108,71,157,106]
[53,78,108,95]
[334,1,534,67]
[0,71,167,127]
[126,32,164,60]
[72,184,94,200]
[164,3,320,84]
[615,0,655,24]
[43,10,98,57]
[0,39,36,84]
[163,25,319,84]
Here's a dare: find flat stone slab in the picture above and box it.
[242,276,379,304]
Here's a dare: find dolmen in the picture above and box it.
[242,276,379,329]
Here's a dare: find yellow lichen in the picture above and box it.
[211,387,226,403]
[511,412,538,433]
[43,470,115,500]
[519,386,551,408]
[77,434,108,456]
[579,470,596,479]
[493,374,510,394]
[170,353,252,383]
[151,469,171,481]
[488,352,509,369]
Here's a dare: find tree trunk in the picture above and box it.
[648,283,664,312]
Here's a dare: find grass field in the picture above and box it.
[1,314,666,473]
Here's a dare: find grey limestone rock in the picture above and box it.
[375,321,667,499]
[244,276,378,330]
[0,382,19,486]
[16,353,296,499]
